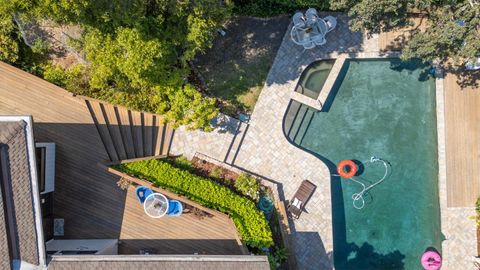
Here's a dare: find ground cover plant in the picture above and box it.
[114,159,273,249]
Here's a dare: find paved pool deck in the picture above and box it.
[172,12,476,270]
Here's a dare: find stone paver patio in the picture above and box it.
[171,12,477,270]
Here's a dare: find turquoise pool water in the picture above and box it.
[284,59,442,269]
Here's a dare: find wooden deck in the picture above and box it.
[0,62,242,254]
[85,98,174,162]
[120,185,243,255]
[444,73,480,207]
[379,17,427,52]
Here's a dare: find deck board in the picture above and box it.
[379,17,427,52]
[444,73,480,207]
[0,61,242,254]
[119,186,243,255]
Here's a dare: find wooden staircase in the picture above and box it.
[85,99,174,162]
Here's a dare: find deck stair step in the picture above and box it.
[84,98,175,162]
[224,121,249,165]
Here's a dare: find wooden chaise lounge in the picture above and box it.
[287,180,316,219]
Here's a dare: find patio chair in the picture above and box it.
[293,12,305,28]
[136,186,153,204]
[324,16,337,32]
[167,200,183,217]
[288,180,316,219]
[303,41,315,50]
[305,8,318,23]
[312,35,326,46]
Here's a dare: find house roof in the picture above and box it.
[0,117,45,269]
[47,255,271,270]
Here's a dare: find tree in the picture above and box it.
[330,0,410,35]
[83,27,173,90]
[331,0,480,85]
[401,3,480,68]
[0,0,231,130]
[0,15,19,63]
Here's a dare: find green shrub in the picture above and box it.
[268,247,288,270]
[209,167,224,179]
[235,173,260,201]
[475,197,480,226]
[43,64,67,86]
[172,156,195,172]
[42,64,89,94]
[30,39,50,55]
[115,159,273,249]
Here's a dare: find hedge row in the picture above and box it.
[115,159,273,249]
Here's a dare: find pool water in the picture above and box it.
[295,60,335,99]
[284,59,442,269]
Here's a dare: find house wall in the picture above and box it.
[46,239,118,255]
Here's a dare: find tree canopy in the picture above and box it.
[0,0,231,130]
[331,0,480,84]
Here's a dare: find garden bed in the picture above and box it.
[114,158,273,250]
[182,155,290,269]
[114,156,290,268]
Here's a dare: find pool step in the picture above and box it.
[293,108,314,145]
[287,104,308,141]
[85,98,174,162]
[224,121,249,165]
[284,100,302,136]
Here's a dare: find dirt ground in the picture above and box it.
[193,16,290,114]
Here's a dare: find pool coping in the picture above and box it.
[285,53,476,268]
[284,52,445,264]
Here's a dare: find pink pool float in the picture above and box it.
[421,250,442,270]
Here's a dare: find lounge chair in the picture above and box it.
[136,186,153,204]
[324,16,337,32]
[293,12,305,28]
[288,180,316,219]
[167,200,183,217]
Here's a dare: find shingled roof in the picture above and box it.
[0,118,45,269]
[48,255,271,270]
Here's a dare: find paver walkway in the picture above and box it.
[171,12,477,270]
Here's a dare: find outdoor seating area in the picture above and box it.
[291,8,336,49]
[136,186,183,217]
[120,185,245,255]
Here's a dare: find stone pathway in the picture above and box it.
[171,12,477,270]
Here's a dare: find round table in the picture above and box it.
[143,193,169,218]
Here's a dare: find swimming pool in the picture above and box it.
[284,59,442,269]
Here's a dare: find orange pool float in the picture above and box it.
[337,160,357,178]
